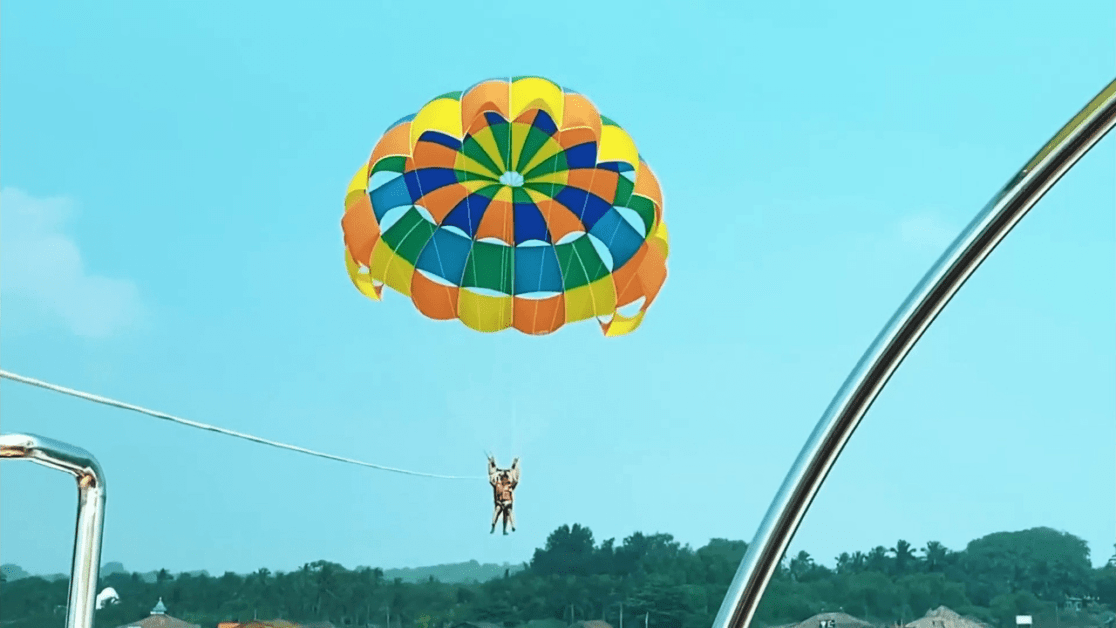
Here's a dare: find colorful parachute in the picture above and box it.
[342,76,669,336]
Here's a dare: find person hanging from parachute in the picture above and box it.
[488,455,519,535]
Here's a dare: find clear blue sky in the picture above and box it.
[2,0,1113,580]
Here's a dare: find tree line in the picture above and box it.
[2,526,1112,628]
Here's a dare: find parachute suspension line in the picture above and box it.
[0,370,485,481]
[495,171,520,470]
[511,397,522,461]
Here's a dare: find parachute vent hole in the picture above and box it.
[498,171,525,188]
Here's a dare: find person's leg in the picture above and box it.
[507,505,516,532]
[491,503,501,533]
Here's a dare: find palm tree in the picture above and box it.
[890,540,919,574]
[866,546,889,573]
[922,541,950,573]
[788,551,816,582]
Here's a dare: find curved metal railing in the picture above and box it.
[711,78,1116,628]
[1,433,108,628]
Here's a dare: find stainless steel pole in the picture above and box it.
[711,78,1116,628]
[1,433,108,628]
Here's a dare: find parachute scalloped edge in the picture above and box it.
[344,249,383,301]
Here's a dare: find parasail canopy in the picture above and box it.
[342,76,669,336]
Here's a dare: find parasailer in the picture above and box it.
[488,455,520,535]
[341,76,669,337]
[339,76,669,532]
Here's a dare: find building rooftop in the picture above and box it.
[115,598,200,628]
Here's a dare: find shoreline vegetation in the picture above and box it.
[2,526,1113,628]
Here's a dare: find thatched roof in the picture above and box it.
[221,621,328,628]
[236,621,300,628]
[905,606,990,628]
[774,612,872,628]
[452,622,503,628]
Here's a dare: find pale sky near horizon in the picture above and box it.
[2,0,1113,580]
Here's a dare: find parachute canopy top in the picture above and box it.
[342,76,669,337]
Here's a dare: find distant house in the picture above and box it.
[570,621,614,628]
[1063,595,1100,612]
[116,598,200,628]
